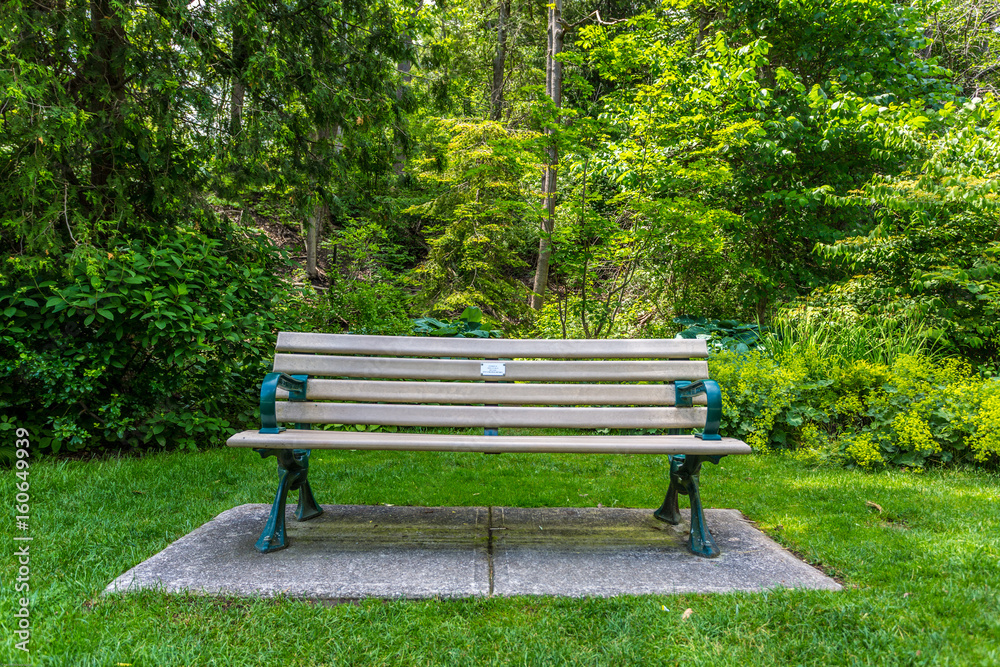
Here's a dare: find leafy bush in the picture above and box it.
[815,98,1000,365]
[711,349,1000,469]
[0,229,291,454]
[673,316,767,354]
[321,216,415,336]
[411,307,502,338]
[327,281,412,336]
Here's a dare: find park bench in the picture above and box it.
[226,333,751,558]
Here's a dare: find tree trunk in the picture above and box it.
[230,81,245,136]
[306,208,320,280]
[393,4,422,177]
[393,46,412,177]
[305,124,340,281]
[490,0,510,121]
[87,0,127,217]
[531,0,563,310]
[230,16,247,136]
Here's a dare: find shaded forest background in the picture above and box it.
[2,0,999,463]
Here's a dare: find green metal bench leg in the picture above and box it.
[253,448,323,553]
[292,453,323,522]
[654,454,723,559]
[684,462,717,559]
[654,474,682,525]
[654,429,683,525]
[257,461,293,553]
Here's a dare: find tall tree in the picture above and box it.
[531,0,564,310]
[561,0,962,322]
[490,0,512,121]
[229,3,249,138]
[86,0,127,211]
[1,0,409,272]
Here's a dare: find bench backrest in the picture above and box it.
[271,333,711,431]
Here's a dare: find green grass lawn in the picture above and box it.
[1,446,998,666]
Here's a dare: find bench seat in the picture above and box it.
[227,332,750,558]
[229,429,750,454]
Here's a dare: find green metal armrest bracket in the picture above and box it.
[259,372,308,434]
[675,379,722,441]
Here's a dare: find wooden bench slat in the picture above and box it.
[227,429,751,455]
[276,379,708,406]
[276,332,709,359]
[273,354,710,382]
[275,402,708,429]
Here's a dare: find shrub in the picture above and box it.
[327,280,412,336]
[0,229,292,454]
[322,217,415,336]
[404,119,537,322]
[411,307,502,338]
[711,349,1000,469]
[673,316,768,354]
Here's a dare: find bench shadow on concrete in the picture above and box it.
[105,504,841,599]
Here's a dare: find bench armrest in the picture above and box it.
[675,380,722,441]
[259,372,308,434]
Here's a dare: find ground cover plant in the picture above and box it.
[1,446,997,665]
[711,349,1000,469]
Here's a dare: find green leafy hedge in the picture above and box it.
[0,230,291,454]
[711,349,1000,469]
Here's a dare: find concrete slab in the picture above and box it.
[491,507,840,596]
[106,504,490,598]
[105,504,840,599]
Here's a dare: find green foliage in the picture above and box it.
[816,97,1000,363]
[546,131,737,335]
[767,306,938,365]
[411,307,502,338]
[406,119,539,320]
[925,0,1000,97]
[322,217,414,336]
[720,0,956,101]
[409,0,508,118]
[673,316,767,353]
[0,0,408,268]
[572,0,962,321]
[212,0,410,215]
[545,199,651,339]
[712,349,1000,469]
[328,281,413,336]
[1,0,210,258]
[0,228,292,454]
[533,291,657,340]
